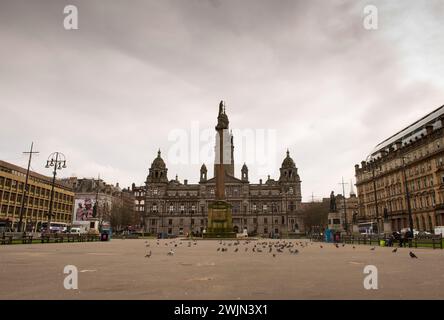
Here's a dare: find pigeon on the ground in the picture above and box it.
[370,247,375,251]
[234,248,238,252]
[409,251,418,259]
[167,249,174,256]
[392,248,398,253]
[145,250,152,258]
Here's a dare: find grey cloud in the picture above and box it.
[0,0,443,200]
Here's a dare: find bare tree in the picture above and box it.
[303,201,330,232]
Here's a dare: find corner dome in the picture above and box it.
[281,149,296,168]
[151,149,166,169]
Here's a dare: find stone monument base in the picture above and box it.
[203,200,236,238]
[352,224,359,234]
[383,221,392,233]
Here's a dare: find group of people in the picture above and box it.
[386,230,414,247]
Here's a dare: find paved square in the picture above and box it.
[1,239,443,299]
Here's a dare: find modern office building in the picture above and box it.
[0,160,74,231]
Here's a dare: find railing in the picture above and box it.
[0,232,102,245]
[311,233,443,249]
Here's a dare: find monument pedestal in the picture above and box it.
[383,221,392,233]
[352,224,359,234]
[204,200,236,238]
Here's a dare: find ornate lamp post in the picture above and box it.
[45,152,67,234]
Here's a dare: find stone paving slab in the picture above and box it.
[1,239,443,299]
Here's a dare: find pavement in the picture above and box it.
[1,239,443,300]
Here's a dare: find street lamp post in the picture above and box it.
[190,204,193,240]
[285,188,289,239]
[271,203,274,239]
[17,142,39,232]
[365,155,380,234]
[401,156,414,236]
[45,152,67,234]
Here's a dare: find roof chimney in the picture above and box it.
[426,125,434,135]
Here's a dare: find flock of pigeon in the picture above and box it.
[215,240,304,258]
[329,242,419,258]
[144,238,198,257]
[143,238,420,259]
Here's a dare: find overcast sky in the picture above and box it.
[1,0,443,201]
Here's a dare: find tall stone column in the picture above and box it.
[204,100,235,238]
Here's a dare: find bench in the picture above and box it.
[413,235,443,249]
[66,234,80,242]
[21,234,33,244]
[1,233,13,245]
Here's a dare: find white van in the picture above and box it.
[434,226,444,236]
[69,227,81,235]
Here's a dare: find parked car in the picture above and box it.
[69,227,81,235]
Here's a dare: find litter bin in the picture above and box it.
[379,240,386,247]
[100,232,109,241]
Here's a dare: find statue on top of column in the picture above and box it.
[216,100,229,130]
[330,191,337,212]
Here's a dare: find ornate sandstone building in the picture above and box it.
[132,101,304,237]
[355,105,444,234]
